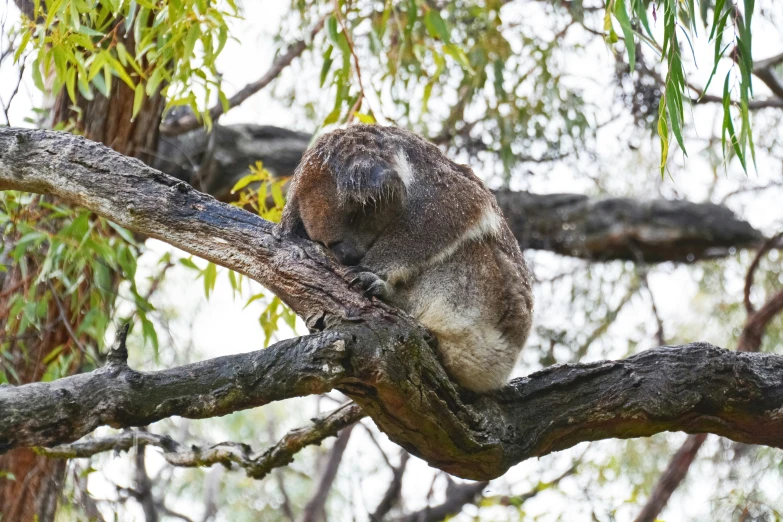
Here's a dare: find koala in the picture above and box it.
[279,124,533,392]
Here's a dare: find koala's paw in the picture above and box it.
[345,267,393,300]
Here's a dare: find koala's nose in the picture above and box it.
[330,241,363,266]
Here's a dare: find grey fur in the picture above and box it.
[280,125,534,392]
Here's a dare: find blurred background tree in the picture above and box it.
[0,0,782,521]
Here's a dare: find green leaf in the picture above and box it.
[125,0,138,34]
[132,83,144,121]
[665,81,686,154]
[31,57,45,91]
[65,67,77,103]
[657,97,669,176]
[203,262,217,299]
[721,74,747,171]
[141,316,159,356]
[327,15,340,46]
[14,30,32,63]
[184,23,201,60]
[709,0,727,40]
[231,172,260,193]
[243,292,266,310]
[179,257,199,270]
[612,0,635,71]
[424,10,450,43]
[320,45,334,88]
[42,345,65,365]
[323,107,341,125]
[443,44,474,74]
[146,66,165,96]
[354,112,375,124]
[107,55,135,89]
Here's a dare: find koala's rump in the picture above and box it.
[401,239,532,392]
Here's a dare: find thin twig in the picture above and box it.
[744,231,783,314]
[371,451,410,521]
[298,424,355,522]
[39,402,366,483]
[720,180,783,204]
[331,0,370,122]
[640,270,666,346]
[48,281,88,354]
[633,433,709,522]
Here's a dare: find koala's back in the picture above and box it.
[281,124,534,391]
[389,209,533,391]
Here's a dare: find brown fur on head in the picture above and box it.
[281,137,406,265]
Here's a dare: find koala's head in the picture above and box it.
[281,126,411,266]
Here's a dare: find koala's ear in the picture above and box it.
[335,156,407,207]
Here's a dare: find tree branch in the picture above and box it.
[752,52,783,100]
[158,14,328,136]
[0,127,384,326]
[371,451,409,521]
[3,127,783,482]
[38,402,365,481]
[693,93,783,110]
[743,232,783,314]
[633,433,708,522]
[7,336,783,480]
[394,479,487,522]
[0,326,350,452]
[493,190,763,262]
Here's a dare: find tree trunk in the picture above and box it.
[0,30,164,520]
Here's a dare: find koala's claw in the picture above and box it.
[345,268,392,300]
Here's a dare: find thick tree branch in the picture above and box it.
[158,15,328,137]
[3,128,783,482]
[494,190,763,262]
[39,402,365,481]
[0,327,350,452]
[155,124,765,263]
[5,336,783,480]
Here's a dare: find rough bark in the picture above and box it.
[0,327,349,452]
[155,123,764,263]
[493,190,762,262]
[2,128,783,482]
[154,123,311,199]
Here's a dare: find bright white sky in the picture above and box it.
[1,0,782,521]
